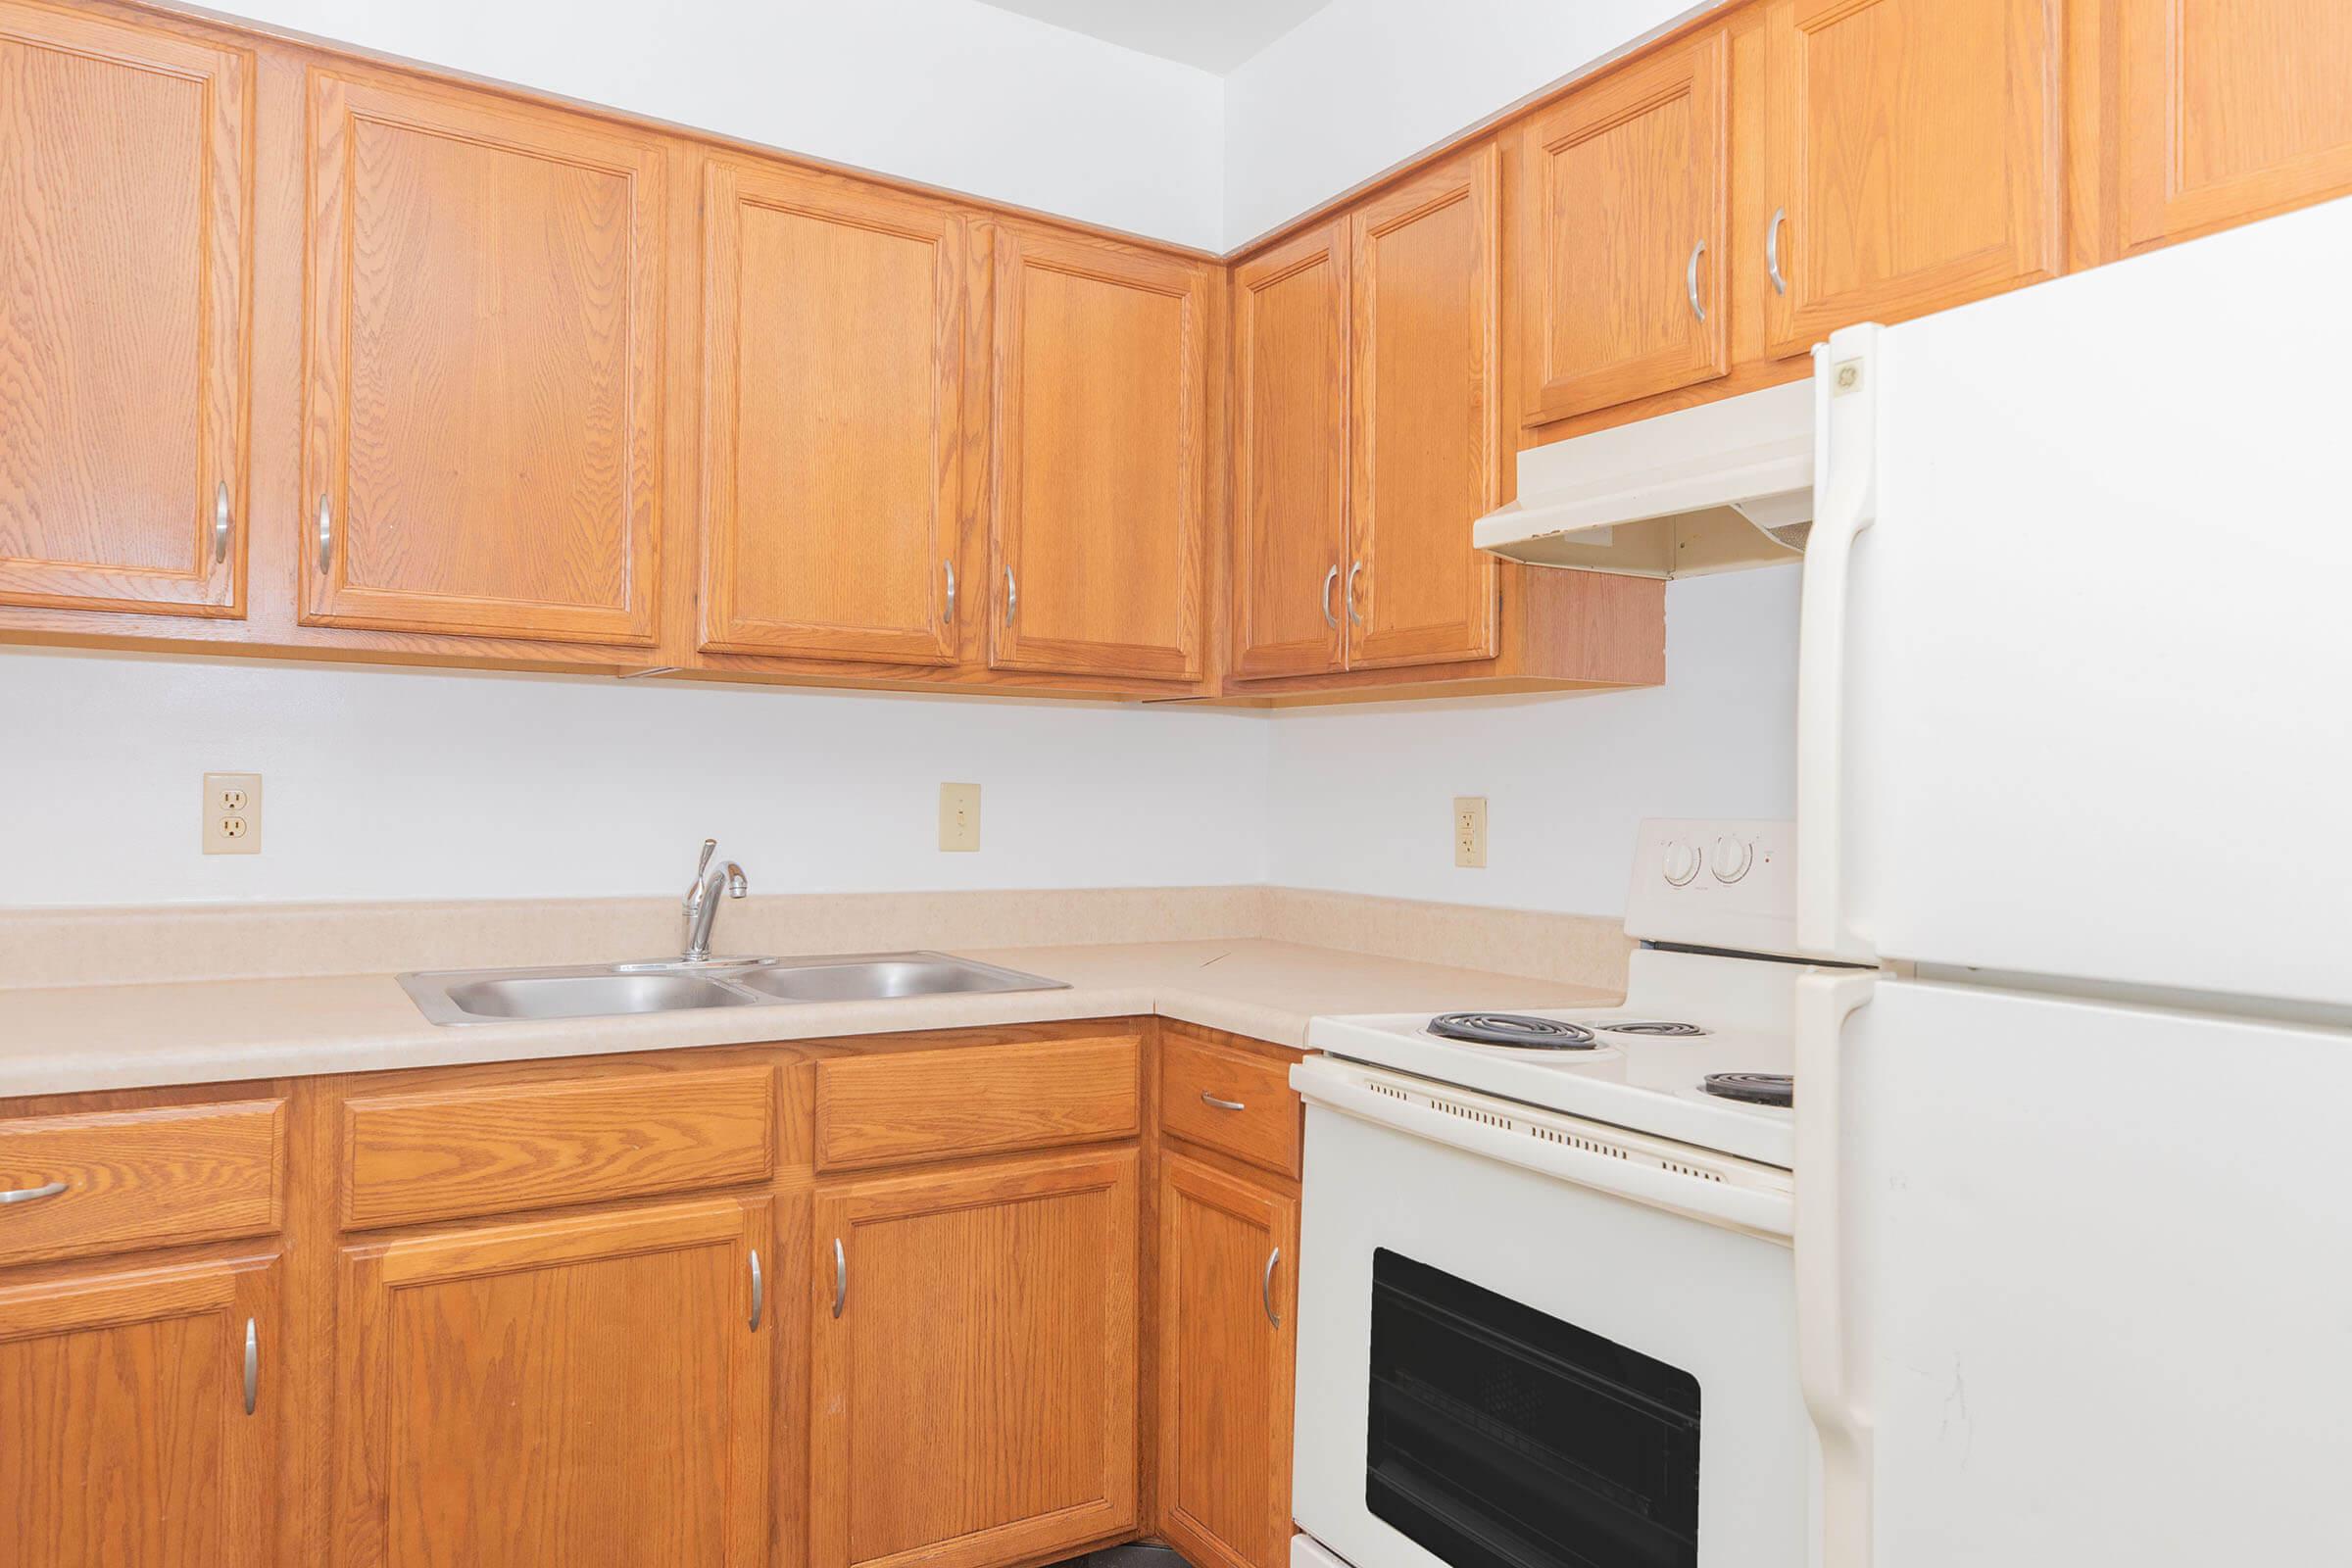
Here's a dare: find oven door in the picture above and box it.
[1292,1058,1812,1568]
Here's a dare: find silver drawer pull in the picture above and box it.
[943,561,956,625]
[1262,1247,1282,1328]
[1687,240,1708,322]
[213,481,232,564]
[1200,1092,1247,1112]
[242,1317,259,1415]
[315,492,335,575]
[1320,564,1340,630]
[0,1180,66,1206]
[1004,564,1017,627]
[832,1237,847,1318]
[1346,561,1365,628]
[748,1248,764,1331]
[1767,207,1788,296]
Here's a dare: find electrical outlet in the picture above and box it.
[204,771,263,855]
[939,782,981,852]
[1453,796,1487,868]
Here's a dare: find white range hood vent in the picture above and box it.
[1474,379,1814,578]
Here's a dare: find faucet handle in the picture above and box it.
[694,837,718,880]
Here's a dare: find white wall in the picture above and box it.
[0,653,1268,907]
[1222,0,1712,245]
[215,0,1226,249]
[1264,569,1800,915]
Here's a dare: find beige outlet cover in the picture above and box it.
[939,782,981,852]
[204,771,263,855]
[1453,796,1487,868]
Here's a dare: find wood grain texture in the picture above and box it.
[1156,1029,1301,1180]
[700,158,966,664]
[1153,1152,1296,1568]
[2114,0,2352,252]
[988,221,1211,682]
[0,0,250,616]
[814,1035,1141,1172]
[331,1195,772,1568]
[1347,143,1501,671]
[1520,26,1729,422]
[0,1099,283,1267]
[0,1250,282,1568]
[1229,220,1348,681]
[811,1146,1139,1568]
[301,66,663,645]
[1762,0,2063,358]
[339,1063,775,1229]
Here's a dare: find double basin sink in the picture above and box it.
[399,952,1067,1027]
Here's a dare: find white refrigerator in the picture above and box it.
[1792,196,2352,1563]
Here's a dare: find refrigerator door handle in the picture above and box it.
[1796,324,1883,962]
[1794,969,1880,1568]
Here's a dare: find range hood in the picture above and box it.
[1474,379,1813,577]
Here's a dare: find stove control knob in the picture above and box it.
[1662,840,1701,886]
[1710,835,1754,883]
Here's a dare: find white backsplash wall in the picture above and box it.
[0,652,1269,907]
[1263,568,1801,915]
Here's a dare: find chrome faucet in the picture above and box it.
[680,838,748,962]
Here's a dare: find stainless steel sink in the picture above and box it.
[400,952,1066,1026]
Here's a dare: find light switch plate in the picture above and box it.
[939,782,981,852]
[204,771,263,855]
[1453,796,1487,868]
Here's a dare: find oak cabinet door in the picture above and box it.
[332,1197,771,1568]
[1347,145,1501,670]
[302,71,663,645]
[812,1147,1139,1568]
[1762,0,2061,358]
[1154,1154,1297,1568]
[0,1253,281,1568]
[989,225,1210,683]
[0,3,250,617]
[1520,27,1730,423]
[2117,0,2352,253]
[701,163,967,663]
[1231,221,1348,681]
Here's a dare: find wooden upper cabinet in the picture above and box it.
[1347,144,1501,670]
[1761,0,2061,358]
[0,1253,282,1568]
[301,70,664,645]
[2115,0,2352,254]
[0,3,250,618]
[333,1196,771,1568]
[1231,221,1348,681]
[988,224,1211,683]
[701,163,969,664]
[1521,27,1730,423]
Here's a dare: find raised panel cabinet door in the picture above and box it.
[811,1147,1139,1568]
[1230,221,1348,681]
[302,71,663,645]
[331,1196,772,1568]
[1762,0,2062,358]
[1154,1154,1297,1568]
[0,1253,282,1568]
[2117,0,2352,252]
[0,3,250,617]
[1347,144,1501,670]
[1521,27,1730,423]
[701,162,968,663]
[988,224,1210,682]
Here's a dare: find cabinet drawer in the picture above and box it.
[1159,1031,1300,1178]
[341,1064,775,1230]
[0,1099,285,1268]
[815,1034,1141,1172]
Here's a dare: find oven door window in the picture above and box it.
[1366,1249,1702,1568]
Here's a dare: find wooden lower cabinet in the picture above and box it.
[811,1146,1140,1568]
[1154,1153,1298,1568]
[0,1252,283,1568]
[331,1195,772,1568]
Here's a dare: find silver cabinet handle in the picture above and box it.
[1003,564,1017,627]
[213,481,232,564]
[832,1237,847,1318]
[1345,561,1365,627]
[1687,240,1708,322]
[1200,1091,1247,1112]
[748,1248,764,1331]
[1320,564,1340,630]
[314,492,334,575]
[1262,1247,1282,1328]
[943,561,956,625]
[0,1180,66,1205]
[1767,207,1788,296]
[242,1317,259,1415]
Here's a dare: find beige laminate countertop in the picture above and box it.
[0,939,1618,1100]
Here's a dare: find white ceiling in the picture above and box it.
[973,0,1336,73]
